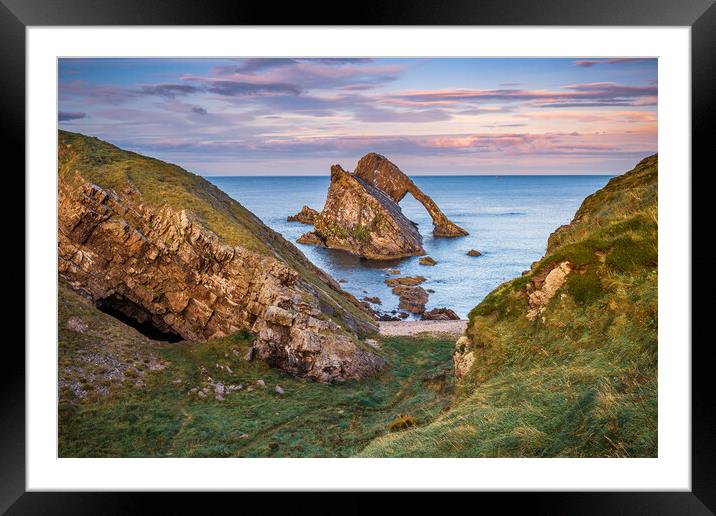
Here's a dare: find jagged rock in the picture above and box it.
[453,335,475,379]
[394,286,429,314]
[398,312,410,319]
[256,379,266,387]
[275,385,285,395]
[377,313,401,321]
[57,131,383,383]
[388,269,401,275]
[385,276,426,287]
[526,261,571,321]
[467,249,482,257]
[419,256,437,266]
[311,165,425,259]
[421,308,460,320]
[297,231,325,246]
[354,153,468,237]
[287,205,319,224]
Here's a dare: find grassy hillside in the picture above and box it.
[58,130,374,334]
[360,155,658,457]
[59,283,455,457]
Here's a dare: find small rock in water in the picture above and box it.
[419,256,437,266]
[398,312,410,319]
[338,278,347,283]
[275,385,285,395]
[256,379,266,387]
[362,296,381,305]
[467,249,482,257]
[388,268,401,275]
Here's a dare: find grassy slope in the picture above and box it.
[58,130,373,334]
[360,155,658,457]
[59,298,455,457]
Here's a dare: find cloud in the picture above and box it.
[198,80,302,97]
[574,58,653,67]
[388,82,657,108]
[58,111,86,121]
[191,106,208,115]
[137,83,201,98]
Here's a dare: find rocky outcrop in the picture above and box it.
[354,153,468,237]
[453,335,474,379]
[421,308,460,321]
[287,205,319,225]
[57,131,384,383]
[526,261,571,321]
[385,276,426,288]
[306,165,425,260]
[392,286,429,314]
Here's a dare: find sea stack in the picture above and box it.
[301,165,425,260]
[353,153,468,237]
[296,153,467,259]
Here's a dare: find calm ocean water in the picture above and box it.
[208,175,611,319]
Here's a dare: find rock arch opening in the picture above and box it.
[95,294,183,343]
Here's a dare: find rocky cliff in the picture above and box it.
[360,154,658,458]
[303,165,425,259]
[57,131,384,383]
[354,153,468,237]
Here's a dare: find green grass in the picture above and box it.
[58,331,456,457]
[360,154,658,458]
[58,130,375,336]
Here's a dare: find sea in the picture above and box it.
[208,175,612,319]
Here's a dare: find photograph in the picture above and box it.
[56,56,659,458]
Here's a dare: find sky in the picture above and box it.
[58,57,657,176]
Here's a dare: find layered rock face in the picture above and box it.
[306,165,425,259]
[354,153,468,237]
[57,131,384,383]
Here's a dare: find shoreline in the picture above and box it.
[378,319,467,337]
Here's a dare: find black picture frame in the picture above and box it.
[4,0,712,513]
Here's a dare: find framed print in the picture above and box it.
[5,0,714,512]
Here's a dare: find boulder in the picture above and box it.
[385,276,427,287]
[395,286,429,314]
[421,307,460,321]
[467,249,482,257]
[419,256,437,266]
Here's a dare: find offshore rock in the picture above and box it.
[287,205,319,225]
[310,165,425,259]
[354,153,468,237]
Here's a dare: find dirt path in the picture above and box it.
[378,320,468,337]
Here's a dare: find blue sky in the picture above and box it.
[58,57,657,175]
